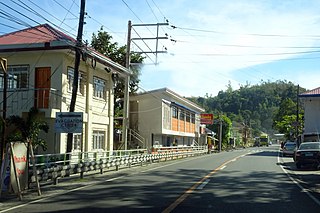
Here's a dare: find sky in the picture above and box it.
[0,0,320,97]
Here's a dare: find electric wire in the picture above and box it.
[145,0,159,22]
[173,26,320,39]
[25,0,78,37]
[10,0,78,38]
[58,0,77,28]
[122,0,169,63]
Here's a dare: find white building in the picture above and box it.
[299,87,320,134]
[129,88,205,150]
[0,24,130,154]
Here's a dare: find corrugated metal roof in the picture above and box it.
[0,24,75,45]
[0,24,130,75]
[299,87,320,97]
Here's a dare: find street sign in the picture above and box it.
[55,112,83,133]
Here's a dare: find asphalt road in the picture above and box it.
[1,145,320,212]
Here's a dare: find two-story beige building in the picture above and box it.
[129,88,205,150]
[0,24,130,154]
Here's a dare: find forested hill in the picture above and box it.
[188,80,306,136]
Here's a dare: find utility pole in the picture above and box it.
[296,84,300,140]
[66,0,86,155]
[219,115,222,152]
[122,20,132,150]
[130,22,169,64]
[0,57,7,164]
[122,21,168,150]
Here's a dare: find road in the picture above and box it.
[1,145,320,212]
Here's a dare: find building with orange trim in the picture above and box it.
[129,88,205,149]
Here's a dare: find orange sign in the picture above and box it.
[200,113,214,124]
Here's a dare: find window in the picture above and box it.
[191,113,195,123]
[67,67,86,95]
[73,134,82,151]
[179,109,185,121]
[186,112,191,122]
[92,130,105,150]
[171,106,178,118]
[93,76,106,99]
[0,65,29,90]
[162,104,171,130]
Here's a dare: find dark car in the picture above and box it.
[282,142,296,157]
[294,142,320,169]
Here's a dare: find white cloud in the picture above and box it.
[137,0,320,96]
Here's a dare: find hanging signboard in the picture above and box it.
[200,113,214,125]
[55,112,83,133]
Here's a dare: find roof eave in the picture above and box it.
[86,49,130,76]
[0,40,73,52]
[0,41,130,76]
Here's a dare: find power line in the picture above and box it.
[0,2,41,26]
[121,0,144,23]
[151,0,166,20]
[58,0,77,28]
[145,0,159,22]
[168,49,320,57]
[172,25,320,39]
[10,0,77,38]
[52,0,78,19]
[25,0,78,36]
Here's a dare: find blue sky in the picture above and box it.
[1,0,320,97]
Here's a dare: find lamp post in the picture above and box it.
[0,57,7,164]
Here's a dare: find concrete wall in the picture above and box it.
[302,97,320,133]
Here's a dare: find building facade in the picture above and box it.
[129,88,205,150]
[0,24,130,154]
[299,87,320,134]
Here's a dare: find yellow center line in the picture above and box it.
[162,154,246,213]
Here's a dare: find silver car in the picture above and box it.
[282,142,297,157]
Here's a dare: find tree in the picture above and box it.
[274,114,304,140]
[189,80,306,138]
[207,114,232,149]
[6,107,49,152]
[91,27,145,117]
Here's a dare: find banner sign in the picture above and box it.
[200,113,214,125]
[10,142,28,193]
[55,112,83,133]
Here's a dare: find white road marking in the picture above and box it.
[219,166,227,170]
[278,152,320,207]
[0,156,203,213]
[197,179,210,190]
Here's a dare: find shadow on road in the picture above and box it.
[23,163,320,212]
[248,151,279,157]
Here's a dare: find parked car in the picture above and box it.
[282,142,297,157]
[294,142,320,169]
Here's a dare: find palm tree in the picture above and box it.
[6,107,49,152]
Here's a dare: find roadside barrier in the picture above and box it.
[29,146,207,185]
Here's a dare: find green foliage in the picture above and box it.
[6,107,49,151]
[274,114,303,140]
[91,27,145,117]
[207,114,232,148]
[189,80,305,142]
